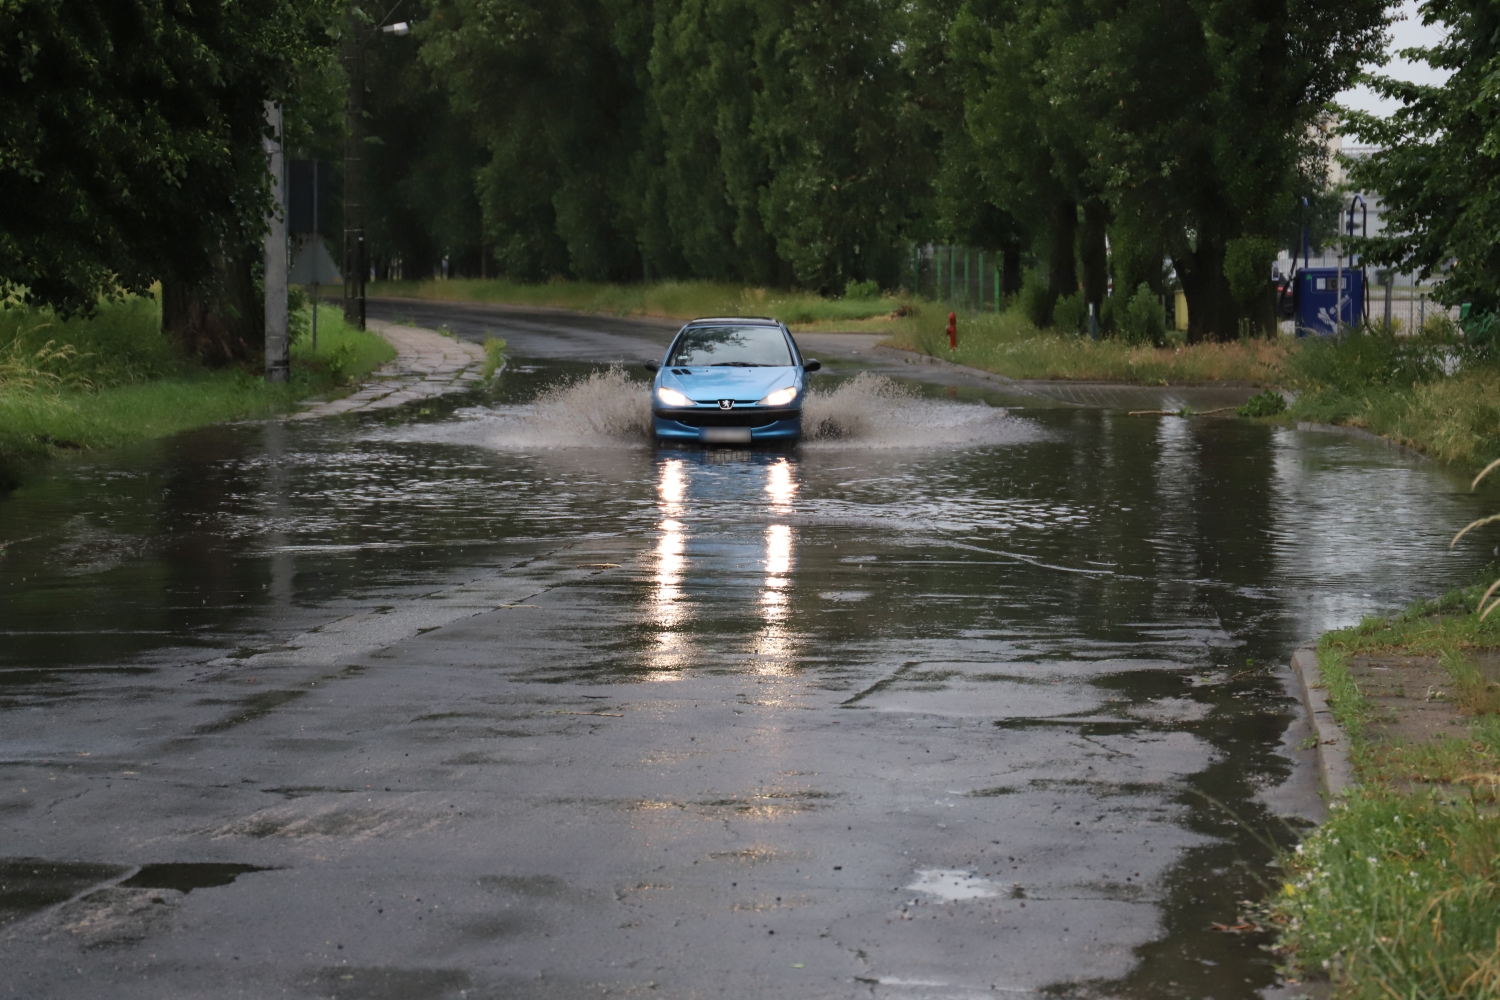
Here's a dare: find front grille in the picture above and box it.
[655,408,799,428]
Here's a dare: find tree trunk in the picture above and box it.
[1047,199,1078,305]
[1078,200,1110,309]
[162,249,264,367]
[1001,242,1022,298]
[1174,238,1237,343]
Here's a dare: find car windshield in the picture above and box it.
[667,326,793,367]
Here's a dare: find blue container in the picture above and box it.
[1295,267,1364,336]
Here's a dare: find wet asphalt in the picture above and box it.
[1,301,1492,999]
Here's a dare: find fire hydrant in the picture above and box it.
[946,312,958,351]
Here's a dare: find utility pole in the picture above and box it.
[342,9,365,331]
[263,101,289,382]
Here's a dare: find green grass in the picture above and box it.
[371,277,1296,384]
[0,298,394,490]
[877,305,1288,384]
[368,277,904,326]
[1273,791,1500,997]
[1271,584,1500,996]
[1282,325,1500,469]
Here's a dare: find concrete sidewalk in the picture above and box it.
[292,319,489,420]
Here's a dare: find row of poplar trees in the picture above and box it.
[1,0,1392,350]
[395,0,1388,341]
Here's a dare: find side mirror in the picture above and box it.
[644,360,660,373]
[802,359,821,372]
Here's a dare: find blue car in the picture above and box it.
[646,318,820,444]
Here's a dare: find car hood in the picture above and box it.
[660,366,800,402]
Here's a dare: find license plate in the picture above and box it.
[700,427,752,444]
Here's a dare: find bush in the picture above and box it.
[0,295,180,389]
[1236,388,1287,417]
[1016,268,1052,327]
[1285,324,1452,395]
[1052,291,1087,335]
[843,279,880,300]
[1118,283,1166,346]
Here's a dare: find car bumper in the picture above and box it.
[652,407,802,443]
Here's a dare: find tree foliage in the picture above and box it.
[1342,0,1500,312]
[0,0,339,333]
[1,0,1404,344]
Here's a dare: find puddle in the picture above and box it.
[3,350,1498,996]
[309,967,471,1000]
[907,868,1004,901]
[119,863,270,893]
[0,858,130,926]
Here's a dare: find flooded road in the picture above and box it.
[1,309,1492,999]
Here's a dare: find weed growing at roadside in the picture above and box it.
[1274,792,1500,998]
[481,337,506,379]
[1237,389,1288,417]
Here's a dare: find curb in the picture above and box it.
[1289,648,1356,798]
[1294,421,1430,463]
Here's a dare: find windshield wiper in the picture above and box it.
[710,361,765,367]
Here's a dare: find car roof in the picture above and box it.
[681,317,782,326]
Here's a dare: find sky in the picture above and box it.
[1335,0,1452,119]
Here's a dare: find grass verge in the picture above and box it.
[877,307,1286,383]
[373,277,1288,384]
[1270,581,1500,996]
[368,277,903,326]
[1281,324,1500,470]
[0,298,395,490]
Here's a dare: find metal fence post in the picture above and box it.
[978,252,984,312]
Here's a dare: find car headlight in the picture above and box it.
[656,386,692,407]
[757,386,798,407]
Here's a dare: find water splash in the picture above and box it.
[387,368,1033,451]
[801,372,1036,449]
[387,366,654,450]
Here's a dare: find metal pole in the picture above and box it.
[978,252,984,312]
[1338,223,1350,332]
[311,160,320,353]
[963,249,970,312]
[948,245,955,304]
[263,101,289,383]
[994,262,1000,313]
[342,10,366,329]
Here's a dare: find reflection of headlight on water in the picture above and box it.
[757,386,797,406]
[657,386,692,407]
[756,523,796,675]
[765,457,797,510]
[658,458,686,510]
[765,524,792,579]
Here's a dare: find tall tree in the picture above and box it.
[1342,0,1500,314]
[423,0,648,281]
[951,0,1387,339]
[1081,0,1388,339]
[0,0,339,362]
[748,0,936,291]
[952,0,1106,315]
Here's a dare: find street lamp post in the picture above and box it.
[342,6,410,331]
